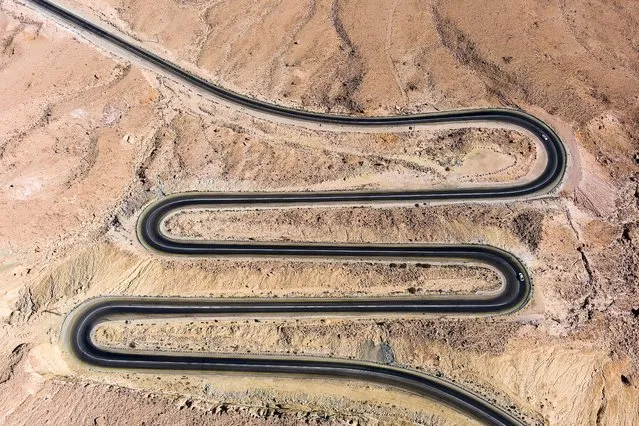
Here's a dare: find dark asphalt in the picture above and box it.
[28,0,565,204]
[68,297,528,426]
[29,0,568,424]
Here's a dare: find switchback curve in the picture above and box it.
[26,0,569,424]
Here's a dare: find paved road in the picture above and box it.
[27,0,565,203]
[137,194,532,315]
[67,297,528,426]
[27,0,568,424]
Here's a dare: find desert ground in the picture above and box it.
[1,0,638,424]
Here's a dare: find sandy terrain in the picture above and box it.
[1,0,638,424]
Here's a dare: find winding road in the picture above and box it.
[23,0,567,424]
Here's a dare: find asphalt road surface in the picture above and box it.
[27,0,568,424]
[67,297,529,426]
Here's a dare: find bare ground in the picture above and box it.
[1,0,638,424]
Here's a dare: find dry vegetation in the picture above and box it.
[1,0,638,424]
